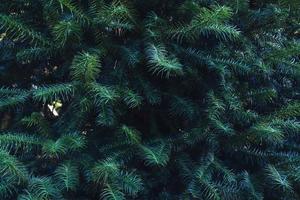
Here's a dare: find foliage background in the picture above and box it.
[0,0,300,199]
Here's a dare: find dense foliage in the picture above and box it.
[0,0,300,199]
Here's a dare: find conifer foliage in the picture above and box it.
[0,0,300,199]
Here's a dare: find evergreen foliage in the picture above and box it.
[0,0,300,199]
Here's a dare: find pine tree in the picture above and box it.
[1,0,300,199]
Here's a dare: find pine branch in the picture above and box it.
[0,93,29,111]
[94,0,135,32]
[56,0,91,25]
[118,171,143,196]
[0,149,28,183]
[146,44,183,78]
[26,177,63,200]
[183,48,250,75]
[60,133,87,152]
[91,158,120,184]
[17,191,40,200]
[42,139,67,159]
[96,105,116,127]
[121,88,143,109]
[263,101,300,121]
[170,5,240,42]
[54,161,79,191]
[32,83,74,103]
[16,47,53,62]
[240,172,263,200]
[248,123,284,144]
[21,112,50,136]
[265,165,292,192]
[118,125,141,145]
[0,132,42,152]
[0,176,17,199]
[101,184,125,200]
[0,14,50,46]
[91,83,119,105]
[0,87,27,97]
[52,19,81,47]
[139,141,170,167]
[70,52,101,83]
